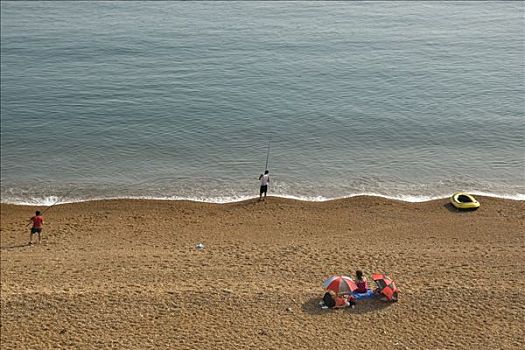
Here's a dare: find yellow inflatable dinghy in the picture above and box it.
[451,192,480,210]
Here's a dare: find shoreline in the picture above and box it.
[2,191,524,207]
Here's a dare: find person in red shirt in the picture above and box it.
[321,290,356,309]
[29,210,44,245]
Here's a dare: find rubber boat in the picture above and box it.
[450,192,480,210]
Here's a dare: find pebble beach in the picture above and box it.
[1,196,524,349]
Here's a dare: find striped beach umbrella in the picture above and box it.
[372,273,399,301]
[323,275,358,295]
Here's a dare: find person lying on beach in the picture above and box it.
[321,290,356,309]
[355,270,369,294]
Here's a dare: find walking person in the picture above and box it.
[28,210,44,245]
[258,170,270,201]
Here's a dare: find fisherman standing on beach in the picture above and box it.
[259,170,270,201]
[28,210,44,245]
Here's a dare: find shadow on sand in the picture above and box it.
[0,243,32,251]
[443,203,479,213]
[302,296,394,316]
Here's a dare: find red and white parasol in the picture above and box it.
[323,275,358,295]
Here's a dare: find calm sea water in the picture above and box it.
[1,1,524,205]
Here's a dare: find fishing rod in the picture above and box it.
[41,188,74,215]
[27,187,74,225]
[264,138,271,172]
[40,187,75,215]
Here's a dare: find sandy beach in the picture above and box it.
[1,196,524,349]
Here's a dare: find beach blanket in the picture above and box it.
[351,289,375,300]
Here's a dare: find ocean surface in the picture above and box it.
[1,1,524,205]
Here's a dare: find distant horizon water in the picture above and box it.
[1,1,524,206]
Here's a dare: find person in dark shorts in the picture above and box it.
[29,210,44,245]
[258,170,270,201]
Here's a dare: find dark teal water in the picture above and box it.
[1,1,524,204]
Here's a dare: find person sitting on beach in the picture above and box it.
[355,270,369,294]
[321,290,356,309]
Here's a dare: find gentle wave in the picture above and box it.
[2,191,524,207]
